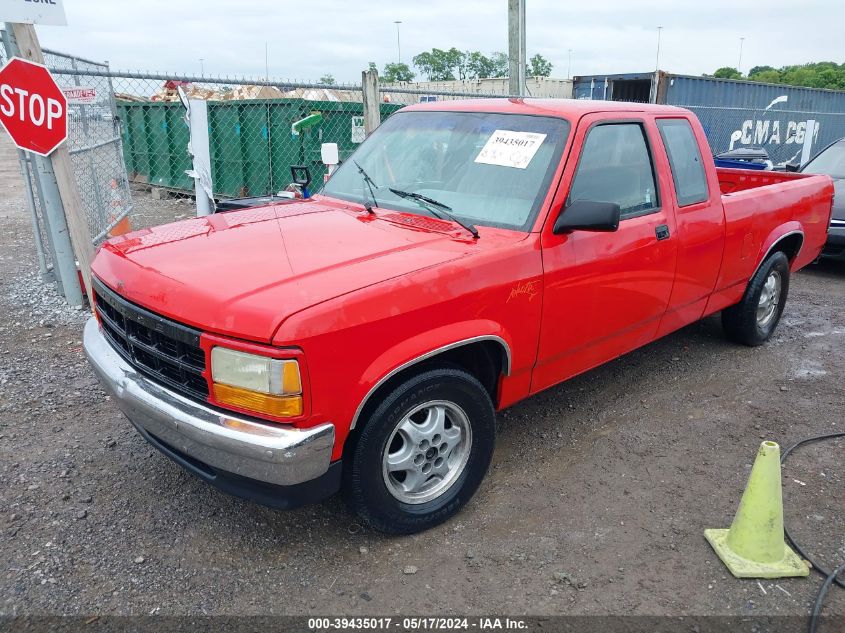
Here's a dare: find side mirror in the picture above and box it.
[553,200,621,234]
[784,161,800,173]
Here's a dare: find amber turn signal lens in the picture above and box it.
[213,383,303,418]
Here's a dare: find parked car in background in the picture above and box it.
[800,138,845,260]
[84,100,834,534]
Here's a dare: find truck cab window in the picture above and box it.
[657,118,709,206]
[568,123,658,218]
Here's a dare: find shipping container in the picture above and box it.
[572,71,845,165]
[116,98,403,198]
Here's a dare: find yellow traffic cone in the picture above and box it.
[704,441,809,578]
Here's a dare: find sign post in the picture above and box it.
[1,21,94,307]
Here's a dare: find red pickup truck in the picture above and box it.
[84,99,833,534]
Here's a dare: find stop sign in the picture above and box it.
[0,57,67,156]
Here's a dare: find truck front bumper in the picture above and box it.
[83,317,340,508]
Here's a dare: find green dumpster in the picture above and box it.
[209,104,244,197]
[145,105,170,187]
[166,106,192,190]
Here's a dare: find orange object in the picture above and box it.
[212,383,303,418]
[107,178,132,237]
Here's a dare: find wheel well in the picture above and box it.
[772,232,803,263]
[350,340,507,437]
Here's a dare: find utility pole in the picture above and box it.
[199,58,204,76]
[655,26,663,72]
[738,37,745,74]
[567,49,572,80]
[265,42,269,80]
[394,20,402,64]
[508,0,526,96]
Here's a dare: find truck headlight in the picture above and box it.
[210,347,303,417]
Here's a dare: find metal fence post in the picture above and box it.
[32,154,84,305]
[4,22,83,306]
[16,149,49,277]
[185,97,214,216]
[362,69,381,136]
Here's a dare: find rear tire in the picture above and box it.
[722,251,790,346]
[343,367,496,535]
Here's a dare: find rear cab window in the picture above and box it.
[656,118,709,206]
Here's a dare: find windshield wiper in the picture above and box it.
[388,188,479,239]
[353,160,377,214]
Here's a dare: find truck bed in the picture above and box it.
[716,167,815,194]
[713,168,834,305]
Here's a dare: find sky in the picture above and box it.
[30,0,843,84]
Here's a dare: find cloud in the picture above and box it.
[33,0,843,83]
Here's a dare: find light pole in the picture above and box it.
[738,37,745,74]
[567,49,572,80]
[394,20,402,64]
[199,58,204,76]
[655,26,663,72]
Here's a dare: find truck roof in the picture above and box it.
[401,98,689,119]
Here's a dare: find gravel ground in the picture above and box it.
[0,135,843,625]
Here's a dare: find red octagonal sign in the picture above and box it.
[0,57,68,156]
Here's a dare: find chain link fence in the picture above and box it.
[682,104,845,167]
[4,36,844,303]
[57,70,508,234]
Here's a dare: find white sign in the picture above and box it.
[474,130,547,169]
[62,86,96,104]
[1,0,67,26]
[351,116,365,143]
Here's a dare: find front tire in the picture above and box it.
[343,367,496,535]
[722,251,790,346]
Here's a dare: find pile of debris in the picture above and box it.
[120,81,362,103]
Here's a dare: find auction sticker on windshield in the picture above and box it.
[474,130,547,169]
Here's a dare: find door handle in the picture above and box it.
[655,224,670,241]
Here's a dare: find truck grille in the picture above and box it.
[92,278,209,401]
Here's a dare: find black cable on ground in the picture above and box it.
[779,432,845,633]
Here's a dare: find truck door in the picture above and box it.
[652,117,725,336]
[533,115,678,393]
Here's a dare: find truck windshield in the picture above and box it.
[321,110,569,231]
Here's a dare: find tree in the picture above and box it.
[724,62,845,90]
[749,69,781,84]
[748,65,775,76]
[383,62,415,83]
[412,47,467,81]
[528,53,553,77]
[488,52,509,78]
[465,51,509,79]
[319,73,336,85]
[713,67,743,80]
[367,61,378,73]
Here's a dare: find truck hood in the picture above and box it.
[91,198,481,343]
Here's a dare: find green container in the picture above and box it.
[116,98,406,198]
[145,105,170,187]
[239,103,271,196]
[126,105,150,181]
[166,107,193,190]
[209,104,244,197]
[269,100,307,193]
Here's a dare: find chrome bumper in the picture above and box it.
[83,317,335,486]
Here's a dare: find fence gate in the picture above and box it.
[0,33,133,291]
